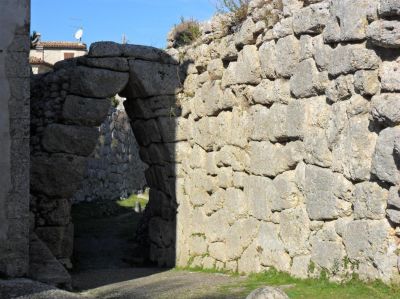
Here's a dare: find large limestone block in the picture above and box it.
[35,224,74,259]
[235,18,257,48]
[132,119,162,146]
[293,2,330,34]
[275,35,300,78]
[331,111,378,182]
[379,0,400,16]
[380,60,400,92]
[371,126,400,185]
[354,70,380,96]
[122,44,178,64]
[69,66,129,98]
[310,224,346,273]
[304,165,353,220]
[258,41,277,79]
[88,41,123,57]
[225,218,259,260]
[388,186,400,209]
[246,287,289,299]
[257,223,291,272]
[248,141,304,178]
[31,154,86,198]
[327,44,380,76]
[290,58,328,98]
[326,75,355,102]
[342,220,391,261]
[243,175,275,221]
[157,117,188,142]
[77,56,129,72]
[272,171,303,212]
[304,128,332,168]
[195,80,224,117]
[371,93,400,126]
[323,0,378,43]
[353,182,388,220]
[62,95,110,126]
[280,206,310,256]
[367,20,400,48]
[252,79,291,105]
[124,60,181,98]
[216,145,250,172]
[42,124,99,156]
[222,45,261,86]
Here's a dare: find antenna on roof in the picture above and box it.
[74,28,83,43]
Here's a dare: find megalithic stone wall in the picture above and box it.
[30,43,183,285]
[26,0,400,286]
[166,0,400,283]
[0,0,30,277]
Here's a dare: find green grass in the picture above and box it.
[176,267,400,299]
[117,193,148,210]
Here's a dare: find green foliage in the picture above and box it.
[111,96,119,108]
[221,268,400,299]
[172,17,202,48]
[117,193,149,210]
[216,0,250,26]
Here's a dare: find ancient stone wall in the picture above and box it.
[167,0,400,283]
[72,103,147,203]
[0,0,30,277]
[30,44,182,285]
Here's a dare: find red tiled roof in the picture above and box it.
[36,41,87,50]
[29,57,53,68]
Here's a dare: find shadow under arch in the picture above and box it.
[29,42,191,287]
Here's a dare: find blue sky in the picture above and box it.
[31,0,216,49]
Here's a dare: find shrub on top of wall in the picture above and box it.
[171,17,202,48]
[217,0,250,28]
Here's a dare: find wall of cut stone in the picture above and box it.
[166,0,400,283]
[72,103,147,203]
[30,44,182,284]
[0,0,30,277]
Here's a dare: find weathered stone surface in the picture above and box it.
[275,35,300,78]
[77,56,129,72]
[258,40,276,79]
[35,225,74,259]
[388,186,400,209]
[252,79,290,105]
[29,234,71,287]
[371,126,400,185]
[207,59,224,80]
[354,70,380,96]
[124,60,181,97]
[280,206,310,256]
[371,93,400,126]
[244,175,274,221]
[367,20,400,48]
[272,171,303,212]
[222,45,261,86]
[88,41,123,57]
[326,75,354,102]
[31,154,86,198]
[69,66,129,98]
[132,119,162,146]
[293,2,330,34]
[122,44,178,64]
[42,124,99,156]
[331,111,377,182]
[323,0,377,43]
[387,209,400,223]
[235,18,257,48]
[290,58,327,98]
[353,182,388,220]
[257,222,291,271]
[304,165,353,220]
[246,286,289,299]
[379,0,400,16]
[62,95,110,126]
[327,44,380,76]
[248,141,304,177]
[380,60,400,92]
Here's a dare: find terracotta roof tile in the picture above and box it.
[36,41,87,50]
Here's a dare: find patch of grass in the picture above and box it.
[171,17,202,48]
[219,269,400,299]
[117,193,148,210]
